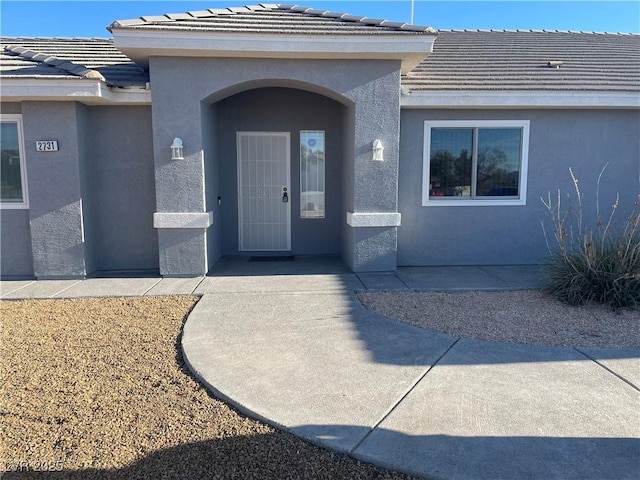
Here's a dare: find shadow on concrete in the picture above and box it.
[294,425,640,480]
[346,291,640,366]
[208,255,351,276]
[200,259,639,368]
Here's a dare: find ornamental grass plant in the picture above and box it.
[541,166,640,310]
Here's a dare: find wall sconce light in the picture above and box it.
[372,139,384,161]
[170,137,184,160]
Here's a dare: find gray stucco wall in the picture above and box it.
[22,102,86,278]
[398,108,640,266]
[1,102,33,277]
[215,87,344,256]
[1,103,21,114]
[2,103,157,278]
[149,57,402,273]
[1,210,33,277]
[82,106,158,272]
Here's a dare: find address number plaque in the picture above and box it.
[36,140,59,152]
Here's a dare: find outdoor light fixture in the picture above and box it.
[372,139,384,161]
[170,137,184,160]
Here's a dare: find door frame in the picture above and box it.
[236,131,291,252]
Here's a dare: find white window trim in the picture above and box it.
[422,120,530,207]
[1,114,29,209]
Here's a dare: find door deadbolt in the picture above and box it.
[282,187,289,203]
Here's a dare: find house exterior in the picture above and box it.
[1,4,638,278]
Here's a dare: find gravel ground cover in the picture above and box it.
[358,290,639,348]
[1,296,415,480]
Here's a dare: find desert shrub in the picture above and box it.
[541,167,640,310]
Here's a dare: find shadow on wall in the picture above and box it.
[7,428,638,480]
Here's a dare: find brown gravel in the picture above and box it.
[1,296,415,480]
[358,290,640,348]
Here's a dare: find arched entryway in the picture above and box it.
[203,85,350,266]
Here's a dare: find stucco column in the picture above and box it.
[149,76,211,276]
[343,67,402,272]
[22,102,87,278]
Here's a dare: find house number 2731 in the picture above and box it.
[36,141,59,152]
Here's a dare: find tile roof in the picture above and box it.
[404,30,640,92]
[108,4,436,35]
[2,28,638,95]
[0,38,149,87]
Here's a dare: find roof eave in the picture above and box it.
[400,90,640,109]
[110,29,436,73]
[0,78,151,105]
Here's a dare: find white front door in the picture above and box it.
[237,132,291,251]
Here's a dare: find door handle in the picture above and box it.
[282,187,289,203]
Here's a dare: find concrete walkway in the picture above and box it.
[2,265,639,479]
[0,264,545,299]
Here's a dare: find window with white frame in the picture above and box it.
[1,115,28,208]
[422,120,529,206]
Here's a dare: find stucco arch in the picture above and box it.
[203,86,349,261]
[202,78,356,108]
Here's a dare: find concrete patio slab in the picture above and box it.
[194,274,364,294]
[1,279,82,299]
[0,280,36,297]
[182,292,458,452]
[144,277,205,296]
[396,266,514,291]
[577,347,640,389]
[210,255,351,276]
[354,337,640,480]
[54,277,162,298]
[356,273,410,291]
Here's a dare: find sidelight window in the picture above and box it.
[300,131,325,218]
